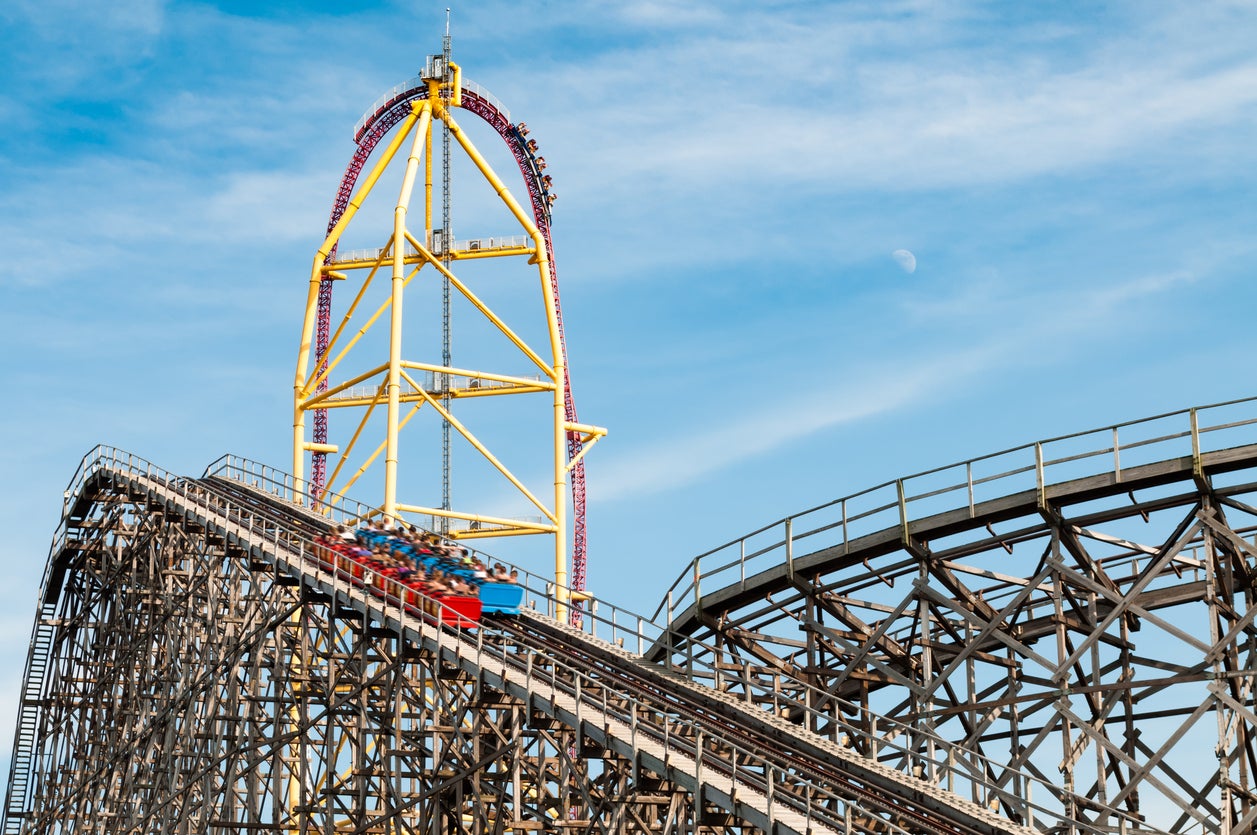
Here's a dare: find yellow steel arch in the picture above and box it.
[291,59,601,617]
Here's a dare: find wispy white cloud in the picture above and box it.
[203,168,335,244]
[610,0,728,29]
[0,0,166,106]
[592,345,997,501]
[592,265,1203,502]
[894,268,1201,328]
[523,2,1257,204]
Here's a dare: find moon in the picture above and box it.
[892,249,917,274]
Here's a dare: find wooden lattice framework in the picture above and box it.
[653,409,1257,835]
[9,456,1028,835]
[13,473,707,834]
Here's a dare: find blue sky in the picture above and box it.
[3,0,1257,776]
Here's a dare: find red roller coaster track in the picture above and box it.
[310,79,588,623]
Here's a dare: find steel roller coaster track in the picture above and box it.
[310,75,590,613]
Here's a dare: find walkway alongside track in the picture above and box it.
[654,440,1257,652]
[4,449,1039,835]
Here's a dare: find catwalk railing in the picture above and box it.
[194,451,1154,833]
[652,395,1257,626]
[352,76,511,143]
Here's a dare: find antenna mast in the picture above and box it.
[440,8,453,532]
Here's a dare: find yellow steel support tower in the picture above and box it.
[291,57,601,617]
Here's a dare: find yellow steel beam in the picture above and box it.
[301,362,389,409]
[384,101,434,516]
[440,109,545,255]
[317,101,425,260]
[565,437,603,473]
[323,245,534,271]
[394,503,557,534]
[450,527,550,540]
[399,360,555,391]
[564,420,608,471]
[445,245,535,261]
[403,230,554,378]
[293,103,425,497]
[447,384,550,400]
[435,105,570,617]
[338,399,427,498]
[399,368,557,524]
[321,382,387,502]
[425,102,433,245]
[309,393,437,410]
[565,421,608,439]
[319,255,398,272]
[449,62,462,106]
[305,258,427,399]
[307,247,392,392]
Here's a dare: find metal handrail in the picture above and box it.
[353,75,512,144]
[652,396,1257,625]
[326,234,530,266]
[353,74,423,142]
[200,455,547,543]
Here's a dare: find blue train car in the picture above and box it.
[480,582,524,615]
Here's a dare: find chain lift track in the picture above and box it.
[1,448,1054,835]
[310,76,590,622]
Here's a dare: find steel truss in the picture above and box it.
[295,55,605,628]
[654,422,1257,835]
